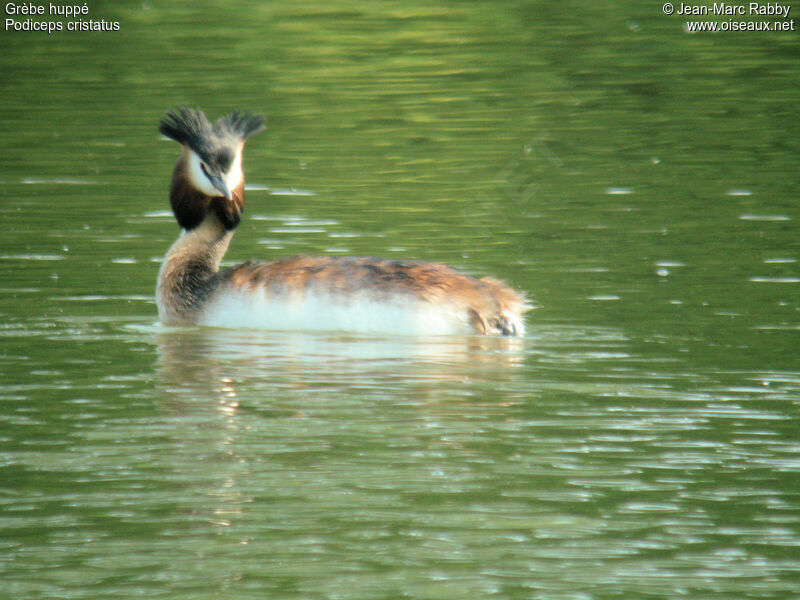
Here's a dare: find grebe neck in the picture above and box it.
[156,213,234,325]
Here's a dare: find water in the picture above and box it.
[1,2,799,598]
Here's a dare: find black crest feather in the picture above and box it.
[159,107,265,155]
[216,110,266,140]
[159,107,213,150]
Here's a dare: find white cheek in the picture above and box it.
[187,150,243,196]
[223,153,243,192]
[187,152,220,196]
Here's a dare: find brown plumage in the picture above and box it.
[219,256,528,335]
[156,107,531,336]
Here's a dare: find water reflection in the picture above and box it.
[149,320,800,599]
[156,326,528,403]
[2,311,799,599]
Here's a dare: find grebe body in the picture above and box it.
[156,108,530,336]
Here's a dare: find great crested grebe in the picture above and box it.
[156,107,530,336]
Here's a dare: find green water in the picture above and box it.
[1,2,799,598]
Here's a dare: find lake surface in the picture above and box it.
[1,2,799,598]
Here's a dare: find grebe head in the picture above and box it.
[159,107,265,230]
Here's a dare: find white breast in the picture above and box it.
[199,287,472,336]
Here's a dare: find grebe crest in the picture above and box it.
[156,107,531,335]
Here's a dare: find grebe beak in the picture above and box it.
[208,173,233,200]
